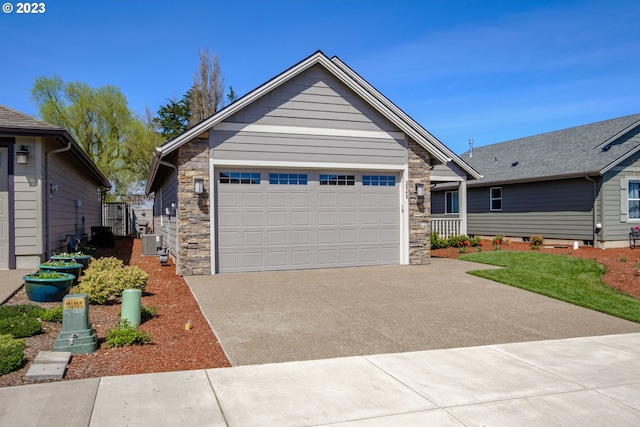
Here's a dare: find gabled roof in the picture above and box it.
[0,105,111,188]
[462,113,640,186]
[146,51,480,194]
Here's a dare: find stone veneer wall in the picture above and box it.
[407,139,431,264]
[176,137,211,275]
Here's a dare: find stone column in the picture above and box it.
[176,137,211,275]
[407,139,431,264]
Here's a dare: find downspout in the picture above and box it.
[45,140,72,257]
[585,175,598,247]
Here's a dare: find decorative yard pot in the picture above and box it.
[24,272,75,302]
[50,253,92,270]
[39,261,83,284]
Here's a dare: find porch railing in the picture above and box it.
[431,219,462,238]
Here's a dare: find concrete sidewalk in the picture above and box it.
[1,333,639,426]
[0,269,30,304]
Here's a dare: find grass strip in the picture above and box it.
[459,251,640,323]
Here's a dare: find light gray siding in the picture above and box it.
[211,65,407,165]
[47,144,103,253]
[466,178,595,240]
[14,137,41,258]
[152,169,178,256]
[601,152,640,241]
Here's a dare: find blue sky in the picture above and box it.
[2,0,640,155]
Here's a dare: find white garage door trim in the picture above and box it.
[209,161,408,274]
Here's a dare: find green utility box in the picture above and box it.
[53,293,97,354]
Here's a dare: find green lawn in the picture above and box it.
[459,251,640,323]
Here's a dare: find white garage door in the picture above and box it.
[216,170,400,273]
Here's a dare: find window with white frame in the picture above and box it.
[445,191,459,214]
[490,187,502,211]
[629,179,640,219]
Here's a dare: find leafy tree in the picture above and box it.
[31,76,162,198]
[189,48,225,126]
[154,92,191,140]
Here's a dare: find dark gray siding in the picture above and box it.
[211,65,407,165]
[466,178,595,240]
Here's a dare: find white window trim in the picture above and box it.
[628,178,640,221]
[445,191,459,214]
[490,186,502,212]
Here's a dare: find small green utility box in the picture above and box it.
[53,293,97,354]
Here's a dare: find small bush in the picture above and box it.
[447,235,470,248]
[141,305,158,322]
[0,305,43,338]
[40,306,63,323]
[105,319,152,348]
[74,257,148,304]
[91,229,116,248]
[430,231,449,249]
[530,234,544,249]
[0,334,26,375]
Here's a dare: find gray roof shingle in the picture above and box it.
[0,104,60,131]
[463,113,640,185]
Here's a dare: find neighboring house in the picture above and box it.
[0,105,111,269]
[146,51,480,275]
[432,113,640,248]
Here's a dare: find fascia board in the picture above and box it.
[600,144,640,175]
[466,171,601,188]
[331,57,482,181]
[595,119,640,149]
[327,57,449,165]
[158,51,329,159]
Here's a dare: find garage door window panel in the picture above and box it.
[220,172,261,184]
[269,173,308,185]
[320,174,355,186]
[363,175,396,186]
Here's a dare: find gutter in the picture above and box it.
[45,140,72,257]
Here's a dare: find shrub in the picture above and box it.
[75,257,148,304]
[430,231,449,249]
[0,305,43,338]
[40,306,63,323]
[0,334,26,375]
[105,319,152,348]
[447,235,469,248]
[530,234,544,249]
[141,305,158,322]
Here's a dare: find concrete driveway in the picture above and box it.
[185,258,640,366]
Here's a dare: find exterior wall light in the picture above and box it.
[16,145,29,164]
[194,178,204,195]
[416,183,425,197]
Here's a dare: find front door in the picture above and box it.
[0,147,8,269]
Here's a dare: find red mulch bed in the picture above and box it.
[0,237,230,388]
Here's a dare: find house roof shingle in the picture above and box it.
[0,105,61,131]
[462,113,640,186]
[0,104,111,188]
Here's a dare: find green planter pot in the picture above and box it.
[50,254,92,270]
[24,272,75,302]
[39,261,83,284]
